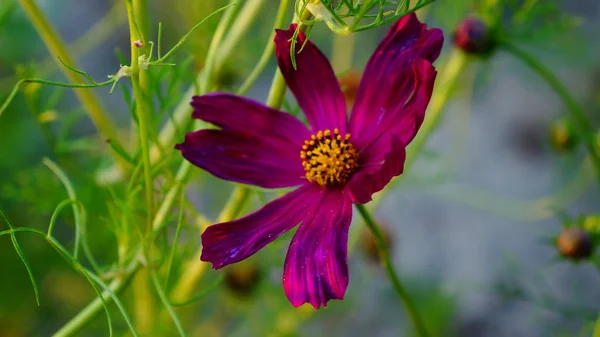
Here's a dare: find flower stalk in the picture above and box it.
[125,0,156,332]
[502,42,600,190]
[125,0,154,230]
[356,204,430,337]
[52,257,142,337]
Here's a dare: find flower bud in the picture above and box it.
[132,40,143,48]
[549,117,578,153]
[223,262,262,297]
[338,70,361,106]
[453,16,496,55]
[360,224,394,264]
[557,227,593,260]
[583,215,600,234]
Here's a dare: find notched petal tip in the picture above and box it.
[349,12,443,150]
[282,190,352,309]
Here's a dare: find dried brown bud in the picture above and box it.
[223,263,262,296]
[557,227,593,260]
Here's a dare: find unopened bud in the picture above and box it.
[132,40,143,48]
[138,54,150,70]
[360,224,394,264]
[338,70,361,106]
[223,262,262,297]
[549,117,578,153]
[453,16,496,55]
[583,215,600,234]
[557,227,593,260]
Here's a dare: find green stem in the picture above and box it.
[236,0,289,96]
[199,0,239,93]
[125,0,156,332]
[126,0,154,230]
[502,42,600,189]
[215,0,266,78]
[17,0,127,172]
[52,257,141,337]
[133,0,150,94]
[216,187,252,223]
[331,33,355,73]
[133,0,148,42]
[355,204,430,337]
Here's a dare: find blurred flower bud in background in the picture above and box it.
[549,116,579,153]
[223,262,262,297]
[453,16,496,56]
[338,70,361,106]
[556,227,593,260]
[360,222,394,264]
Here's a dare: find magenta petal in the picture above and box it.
[275,25,347,133]
[393,59,437,146]
[349,13,443,149]
[176,129,304,188]
[191,93,310,145]
[283,189,353,308]
[348,136,406,204]
[201,184,319,269]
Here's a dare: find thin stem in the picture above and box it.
[126,0,154,231]
[355,204,430,337]
[237,0,289,95]
[215,0,266,78]
[594,316,600,337]
[199,0,239,93]
[42,158,82,260]
[17,0,127,172]
[502,42,600,189]
[217,187,252,223]
[331,33,356,73]
[133,0,150,93]
[125,0,156,333]
[52,257,141,337]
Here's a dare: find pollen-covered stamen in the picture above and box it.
[300,128,359,187]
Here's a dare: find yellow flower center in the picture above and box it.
[300,128,359,187]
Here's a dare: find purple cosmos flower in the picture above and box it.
[175,13,443,308]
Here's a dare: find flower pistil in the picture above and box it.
[300,128,359,187]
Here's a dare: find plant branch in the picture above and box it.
[355,204,430,337]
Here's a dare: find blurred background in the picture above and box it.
[0,0,599,336]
